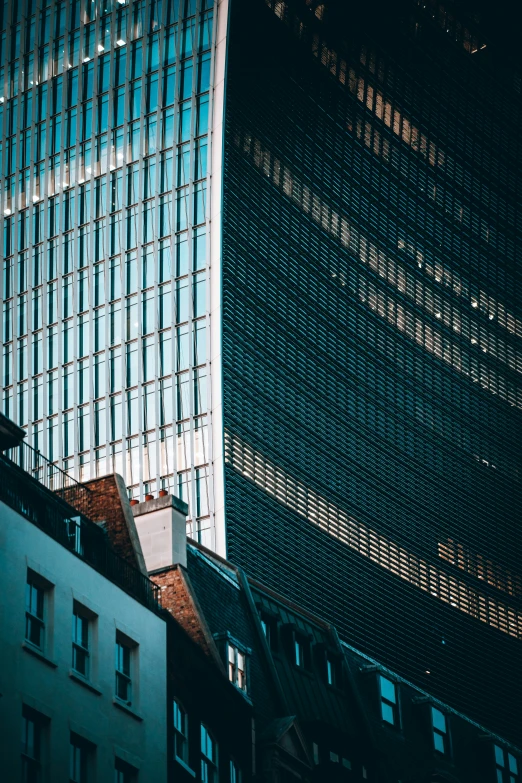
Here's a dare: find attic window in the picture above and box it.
[295,638,303,667]
[325,652,341,687]
[228,643,247,694]
[379,674,399,727]
[259,611,279,652]
[495,745,519,783]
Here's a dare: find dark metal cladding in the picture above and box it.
[221,0,522,744]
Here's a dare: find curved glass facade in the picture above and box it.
[221,0,522,742]
[0,0,221,545]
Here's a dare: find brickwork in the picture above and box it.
[151,566,219,663]
[80,474,147,574]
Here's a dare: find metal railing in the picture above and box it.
[5,441,91,517]
[0,451,162,614]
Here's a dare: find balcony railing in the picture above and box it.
[5,441,91,517]
[0,450,162,614]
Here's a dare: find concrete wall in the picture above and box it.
[0,500,167,782]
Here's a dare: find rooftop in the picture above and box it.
[0,414,161,614]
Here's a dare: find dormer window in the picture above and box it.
[495,745,519,783]
[379,674,399,727]
[326,656,335,685]
[281,623,311,669]
[324,650,342,688]
[295,637,305,667]
[431,707,449,755]
[259,611,279,652]
[227,642,247,694]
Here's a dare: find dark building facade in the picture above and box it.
[221,0,522,745]
[156,531,522,783]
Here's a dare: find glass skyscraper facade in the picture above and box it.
[0,0,217,544]
[2,0,521,745]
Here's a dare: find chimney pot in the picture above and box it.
[130,498,139,506]
[158,489,168,497]
[145,493,154,501]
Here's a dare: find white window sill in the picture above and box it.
[69,669,102,695]
[113,697,143,721]
[22,641,57,668]
[175,756,196,777]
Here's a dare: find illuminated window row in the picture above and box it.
[227,298,520,484]
[234,129,522,410]
[351,113,515,266]
[438,539,522,599]
[398,238,522,341]
[359,278,522,410]
[266,0,442,165]
[224,430,522,641]
[416,0,486,55]
[264,0,517,240]
[227,177,519,477]
[237,132,518,372]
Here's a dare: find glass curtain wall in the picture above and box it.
[0,0,216,543]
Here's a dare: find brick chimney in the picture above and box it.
[131,493,189,571]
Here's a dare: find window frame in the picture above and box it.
[495,744,519,783]
[324,651,341,688]
[70,732,92,783]
[115,756,138,783]
[431,706,449,756]
[72,604,90,679]
[378,674,400,728]
[227,642,248,694]
[173,698,190,766]
[115,635,134,706]
[25,573,46,650]
[21,706,47,783]
[200,724,218,783]
[259,611,278,652]
[230,759,242,783]
[294,636,305,668]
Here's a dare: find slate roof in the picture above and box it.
[186,543,285,729]
[185,540,377,772]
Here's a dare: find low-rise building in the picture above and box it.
[132,492,255,783]
[0,415,168,783]
[132,493,522,783]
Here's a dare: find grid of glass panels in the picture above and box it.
[0,0,216,542]
[221,0,522,745]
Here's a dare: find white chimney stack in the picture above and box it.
[131,494,189,571]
